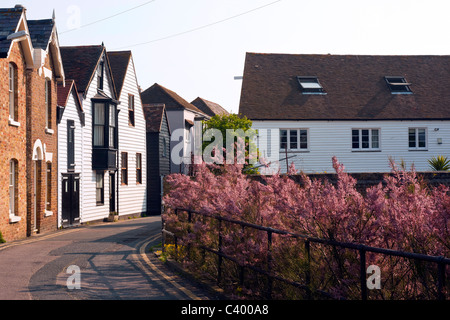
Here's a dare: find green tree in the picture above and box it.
[202,113,259,173]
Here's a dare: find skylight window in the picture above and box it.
[297,76,325,94]
[385,76,412,94]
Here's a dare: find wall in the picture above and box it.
[249,171,450,194]
[57,87,83,227]
[118,55,147,217]
[0,41,28,241]
[253,120,450,174]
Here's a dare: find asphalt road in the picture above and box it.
[0,216,214,300]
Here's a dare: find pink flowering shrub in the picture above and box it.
[162,157,450,300]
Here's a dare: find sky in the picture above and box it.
[4,0,450,114]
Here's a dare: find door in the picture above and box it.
[109,172,115,213]
[62,173,80,227]
[33,160,42,233]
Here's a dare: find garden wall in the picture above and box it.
[249,171,450,194]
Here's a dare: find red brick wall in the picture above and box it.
[0,42,28,242]
[26,49,58,236]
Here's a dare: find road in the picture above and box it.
[0,216,214,300]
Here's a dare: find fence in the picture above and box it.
[162,207,450,300]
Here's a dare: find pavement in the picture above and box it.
[0,216,219,300]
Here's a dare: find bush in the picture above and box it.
[163,157,450,299]
[428,155,450,171]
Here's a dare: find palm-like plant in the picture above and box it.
[428,155,450,171]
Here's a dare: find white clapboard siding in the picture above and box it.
[118,55,147,216]
[253,120,450,174]
[79,57,113,222]
[57,88,83,227]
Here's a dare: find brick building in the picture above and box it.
[0,5,64,241]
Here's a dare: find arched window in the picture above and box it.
[9,63,18,122]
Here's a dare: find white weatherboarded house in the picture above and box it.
[108,51,147,217]
[239,53,450,173]
[60,45,120,223]
[57,80,84,227]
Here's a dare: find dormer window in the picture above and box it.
[385,76,412,94]
[297,76,325,94]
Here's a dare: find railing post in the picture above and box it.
[267,230,273,300]
[173,209,179,261]
[305,240,312,300]
[217,219,223,285]
[239,225,245,288]
[359,246,367,301]
[187,210,192,260]
[437,257,446,300]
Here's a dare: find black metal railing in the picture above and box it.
[162,207,450,300]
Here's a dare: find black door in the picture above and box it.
[62,173,80,227]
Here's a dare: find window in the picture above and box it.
[97,60,104,90]
[94,103,105,146]
[9,160,17,216]
[45,162,52,212]
[9,63,18,122]
[280,129,308,150]
[121,152,128,185]
[352,129,380,150]
[136,153,142,184]
[162,138,167,157]
[109,105,116,148]
[45,79,52,129]
[128,94,135,126]
[185,124,191,143]
[409,128,427,150]
[67,120,75,171]
[96,172,104,205]
[385,76,412,94]
[297,76,325,94]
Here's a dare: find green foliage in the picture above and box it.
[202,113,259,174]
[0,231,6,244]
[428,155,450,171]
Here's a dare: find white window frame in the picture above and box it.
[408,127,427,150]
[45,79,54,134]
[351,128,381,151]
[9,63,15,119]
[45,162,53,216]
[8,63,20,127]
[280,129,309,151]
[9,160,21,223]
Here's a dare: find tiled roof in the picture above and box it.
[0,7,24,58]
[27,19,53,49]
[239,53,450,120]
[107,50,131,98]
[140,83,205,114]
[57,79,83,111]
[191,97,229,117]
[143,104,169,133]
[60,45,104,94]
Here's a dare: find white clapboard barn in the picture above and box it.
[60,44,120,223]
[140,83,208,174]
[57,80,84,227]
[238,53,450,174]
[108,51,147,217]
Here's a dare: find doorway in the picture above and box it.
[109,172,116,214]
[61,173,80,227]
